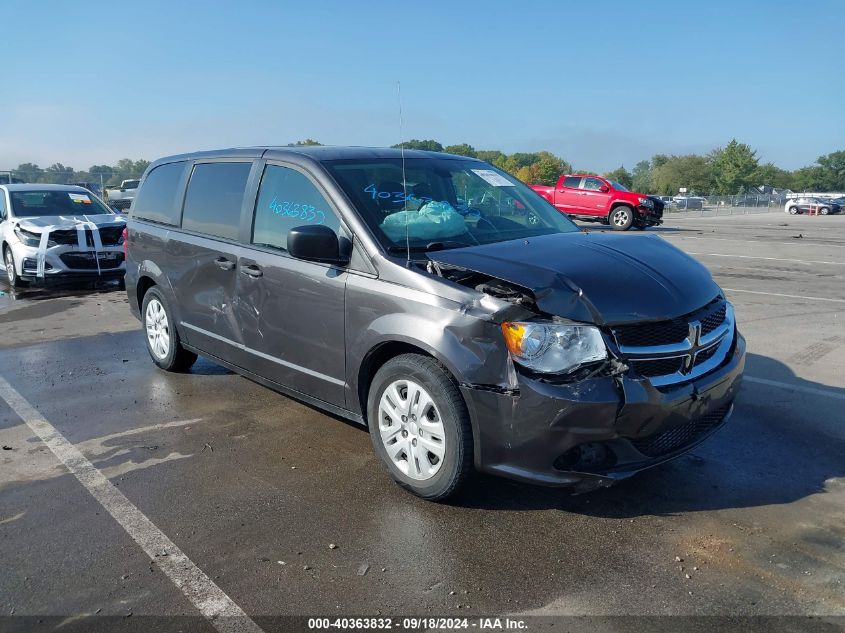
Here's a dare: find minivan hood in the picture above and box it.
[15,214,125,232]
[428,232,720,324]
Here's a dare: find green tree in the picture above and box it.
[710,139,759,194]
[289,139,322,146]
[13,162,44,183]
[751,163,792,190]
[603,166,633,189]
[651,154,713,195]
[815,150,845,190]
[533,152,571,185]
[392,139,443,152]
[790,166,825,192]
[631,160,652,193]
[651,154,670,169]
[43,163,75,184]
[444,143,477,157]
[475,150,505,165]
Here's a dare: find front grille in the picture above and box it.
[97,226,124,246]
[613,297,733,386]
[49,229,78,245]
[613,297,725,348]
[701,304,727,335]
[614,319,688,347]
[59,252,124,270]
[693,344,720,366]
[630,405,731,458]
[40,225,124,247]
[631,357,684,377]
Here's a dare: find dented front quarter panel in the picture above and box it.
[344,263,516,418]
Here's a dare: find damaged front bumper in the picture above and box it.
[12,241,126,284]
[461,331,745,490]
[636,205,663,226]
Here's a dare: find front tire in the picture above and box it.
[609,206,634,231]
[4,247,27,288]
[820,207,830,215]
[141,287,197,372]
[367,354,473,500]
[788,206,799,215]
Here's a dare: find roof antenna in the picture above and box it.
[397,80,410,265]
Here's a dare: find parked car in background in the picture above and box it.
[125,146,743,500]
[106,179,140,210]
[0,184,126,287]
[71,182,105,199]
[731,194,767,207]
[672,196,704,210]
[530,174,663,230]
[652,195,675,208]
[785,197,841,215]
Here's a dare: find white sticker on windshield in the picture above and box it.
[68,193,92,204]
[471,169,515,187]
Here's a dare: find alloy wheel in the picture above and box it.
[613,209,630,227]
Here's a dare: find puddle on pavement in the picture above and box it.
[0,279,124,314]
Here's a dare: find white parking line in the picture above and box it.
[687,252,845,266]
[0,376,264,633]
[722,288,845,303]
[745,376,845,401]
[664,235,845,249]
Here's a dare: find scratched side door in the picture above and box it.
[235,161,348,407]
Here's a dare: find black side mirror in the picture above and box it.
[288,225,346,264]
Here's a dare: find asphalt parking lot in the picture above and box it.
[1,210,843,632]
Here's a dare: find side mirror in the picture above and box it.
[288,225,346,264]
[599,185,610,192]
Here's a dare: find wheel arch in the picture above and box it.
[357,339,456,422]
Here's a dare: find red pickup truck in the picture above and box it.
[530,174,663,231]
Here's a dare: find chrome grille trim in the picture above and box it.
[618,302,735,387]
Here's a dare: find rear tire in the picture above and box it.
[367,354,473,501]
[141,287,197,372]
[609,206,634,231]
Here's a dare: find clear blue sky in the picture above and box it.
[3,0,843,172]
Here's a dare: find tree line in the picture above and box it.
[391,139,845,195]
[5,159,151,188]
[7,140,844,195]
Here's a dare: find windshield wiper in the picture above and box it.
[386,241,471,254]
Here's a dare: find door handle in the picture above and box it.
[240,264,263,278]
[215,257,235,271]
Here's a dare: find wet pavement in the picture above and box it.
[0,212,843,630]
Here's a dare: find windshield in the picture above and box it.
[324,158,579,252]
[10,190,115,218]
[611,181,629,192]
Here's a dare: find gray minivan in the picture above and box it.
[126,147,744,500]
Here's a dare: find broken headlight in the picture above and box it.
[14,226,42,247]
[501,321,607,374]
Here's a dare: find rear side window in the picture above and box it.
[252,164,340,251]
[582,177,605,191]
[0,192,6,217]
[562,176,581,188]
[132,161,188,225]
[181,162,252,240]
